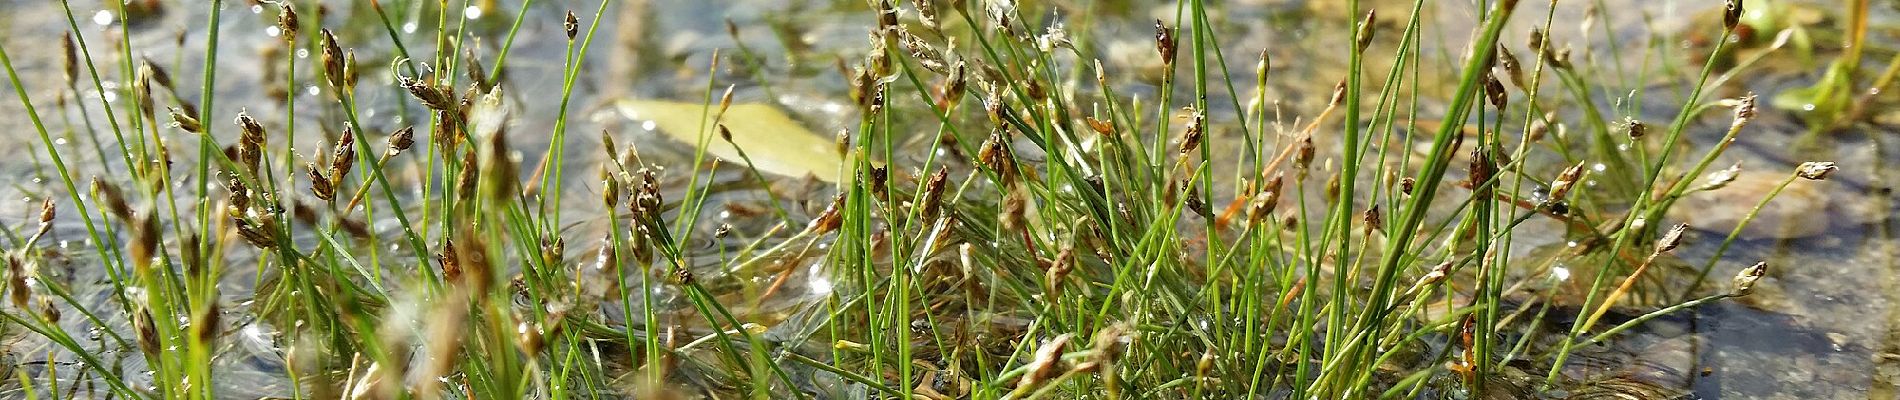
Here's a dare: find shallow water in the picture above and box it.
[0,0,1896,398]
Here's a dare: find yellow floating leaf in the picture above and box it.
[613,99,850,183]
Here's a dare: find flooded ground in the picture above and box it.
[1,0,1897,398]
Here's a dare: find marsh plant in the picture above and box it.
[0,0,1873,399]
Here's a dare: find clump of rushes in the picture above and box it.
[0,0,1835,398]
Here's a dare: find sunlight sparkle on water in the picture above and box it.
[267,26,282,37]
[403,22,419,34]
[463,6,484,20]
[92,10,114,26]
[809,274,833,296]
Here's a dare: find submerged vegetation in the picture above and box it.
[0,0,1891,398]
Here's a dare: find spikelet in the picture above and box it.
[6,255,28,310]
[60,33,78,88]
[1247,173,1284,225]
[330,127,356,179]
[170,107,202,133]
[1796,161,1837,181]
[1017,334,1074,391]
[276,3,299,39]
[1354,10,1378,52]
[320,29,347,92]
[1178,107,1205,156]
[234,111,267,174]
[308,163,335,201]
[90,177,134,220]
[386,125,415,156]
[1153,20,1177,66]
[564,10,580,40]
[918,167,951,220]
[1732,261,1767,296]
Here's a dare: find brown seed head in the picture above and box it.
[919,167,951,219]
[807,193,847,235]
[402,76,456,110]
[343,50,359,90]
[1467,148,1495,190]
[1483,73,1507,110]
[331,127,357,179]
[671,261,696,286]
[564,10,579,40]
[141,57,175,91]
[436,239,461,282]
[39,297,60,324]
[600,129,618,159]
[277,3,299,38]
[133,72,159,122]
[943,61,968,107]
[978,129,1017,184]
[234,112,267,173]
[226,177,252,215]
[1731,93,1758,127]
[1656,223,1688,253]
[835,129,851,158]
[1698,162,1742,191]
[1363,205,1383,233]
[913,0,940,31]
[234,219,277,250]
[1018,334,1074,390]
[1257,49,1272,81]
[1732,261,1766,296]
[1293,135,1315,171]
[1422,260,1453,285]
[868,166,889,198]
[168,108,201,133]
[1329,80,1348,106]
[1247,173,1284,224]
[1496,45,1526,89]
[456,151,478,200]
[6,255,28,310]
[37,198,55,225]
[1001,189,1027,231]
[320,29,346,90]
[1796,161,1837,180]
[61,33,79,86]
[875,0,898,31]
[1178,108,1205,156]
[90,177,133,220]
[195,300,223,345]
[601,171,621,208]
[1354,10,1378,52]
[1153,20,1177,65]
[387,125,416,154]
[1723,0,1744,31]
[134,308,161,357]
[132,211,161,274]
[308,163,335,201]
[1548,161,1586,202]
